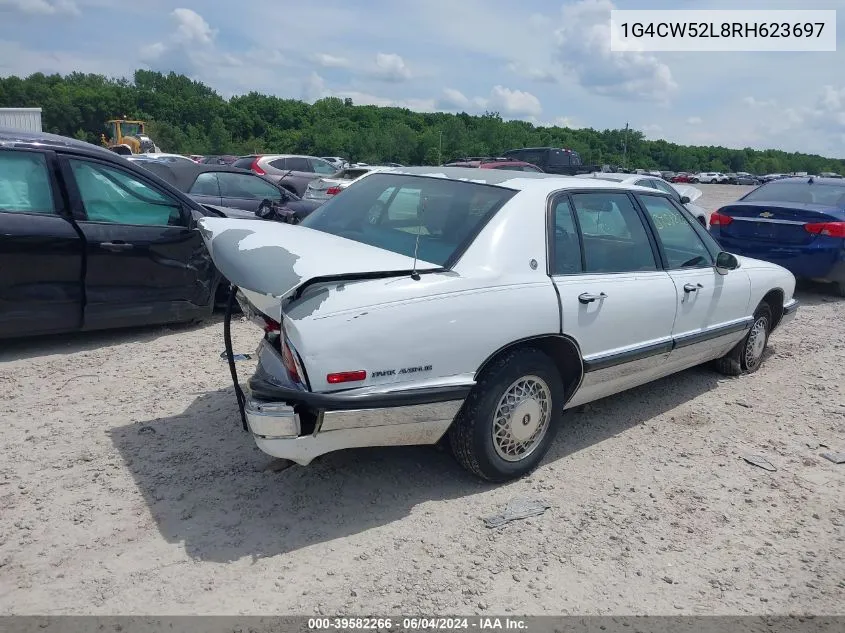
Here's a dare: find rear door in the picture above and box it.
[549,190,678,407]
[187,172,223,207]
[216,172,282,212]
[0,147,84,338]
[59,154,215,331]
[636,194,751,364]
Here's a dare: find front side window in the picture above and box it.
[549,150,571,167]
[190,172,220,196]
[300,173,516,267]
[0,151,55,215]
[652,179,679,200]
[570,192,657,273]
[638,195,712,269]
[310,159,337,175]
[69,159,181,226]
[215,172,281,200]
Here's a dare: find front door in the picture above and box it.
[187,171,223,207]
[549,191,678,408]
[0,148,84,338]
[215,171,283,213]
[59,155,215,331]
[635,193,752,367]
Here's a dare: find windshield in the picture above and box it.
[742,181,845,207]
[300,173,516,267]
[119,122,143,137]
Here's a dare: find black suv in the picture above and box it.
[501,147,597,175]
[0,129,228,339]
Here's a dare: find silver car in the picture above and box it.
[231,154,338,196]
[303,166,390,203]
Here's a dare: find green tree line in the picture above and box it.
[1,69,843,175]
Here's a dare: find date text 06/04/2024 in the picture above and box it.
[307,617,528,631]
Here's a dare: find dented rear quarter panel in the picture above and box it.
[281,184,563,393]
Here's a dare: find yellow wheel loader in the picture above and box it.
[101,119,161,155]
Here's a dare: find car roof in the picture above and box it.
[766,176,845,185]
[136,161,270,192]
[0,128,128,162]
[381,166,656,194]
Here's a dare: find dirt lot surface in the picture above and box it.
[1,184,843,615]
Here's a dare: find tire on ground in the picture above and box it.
[714,302,773,376]
[449,347,565,482]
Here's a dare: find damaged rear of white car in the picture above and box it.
[199,167,797,482]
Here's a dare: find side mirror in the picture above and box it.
[715,251,740,275]
[680,195,691,204]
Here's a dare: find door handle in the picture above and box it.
[578,292,607,304]
[683,283,704,293]
[100,241,134,252]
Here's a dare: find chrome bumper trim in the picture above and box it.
[245,397,300,439]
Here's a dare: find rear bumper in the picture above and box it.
[712,235,844,281]
[241,339,471,464]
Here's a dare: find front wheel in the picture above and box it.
[715,303,772,376]
[449,348,564,482]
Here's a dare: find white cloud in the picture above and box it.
[314,53,350,69]
[302,71,328,102]
[438,88,470,110]
[141,8,218,76]
[506,62,558,83]
[553,0,676,101]
[485,85,542,117]
[742,96,776,108]
[0,0,79,15]
[172,7,214,44]
[372,52,412,82]
[686,116,702,125]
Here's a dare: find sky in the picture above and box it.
[1,0,844,157]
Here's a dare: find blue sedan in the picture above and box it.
[709,177,845,296]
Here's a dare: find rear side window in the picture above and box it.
[0,151,55,214]
[549,150,571,167]
[550,197,582,275]
[570,192,657,273]
[69,159,182,226]
[300,173,516,267]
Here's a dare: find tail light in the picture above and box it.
[710,211,733,226]
[281,337,303,384]
[326,370,367,384]
[804,221,845,238]
[250,157,266,175]
[326,186,342,196]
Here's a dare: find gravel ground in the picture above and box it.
[1,184,843,615]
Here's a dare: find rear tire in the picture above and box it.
[715,303,772,376]
[449,348,564,482]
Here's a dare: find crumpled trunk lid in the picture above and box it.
[198,217,438,303]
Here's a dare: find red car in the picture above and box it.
[671,172,693,183]
[444,157,544,172]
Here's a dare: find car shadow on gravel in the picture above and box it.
[108,355,756,563]
[0,316,222,363]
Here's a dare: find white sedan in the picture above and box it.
[587,172,708,227]
[201,167,798,482]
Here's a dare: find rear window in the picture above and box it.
[742,181,845,207]
[300,173,516,267]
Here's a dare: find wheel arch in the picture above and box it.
[761,287,785,329]
[474,334,584,407]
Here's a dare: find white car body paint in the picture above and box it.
[199,167,799,467]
